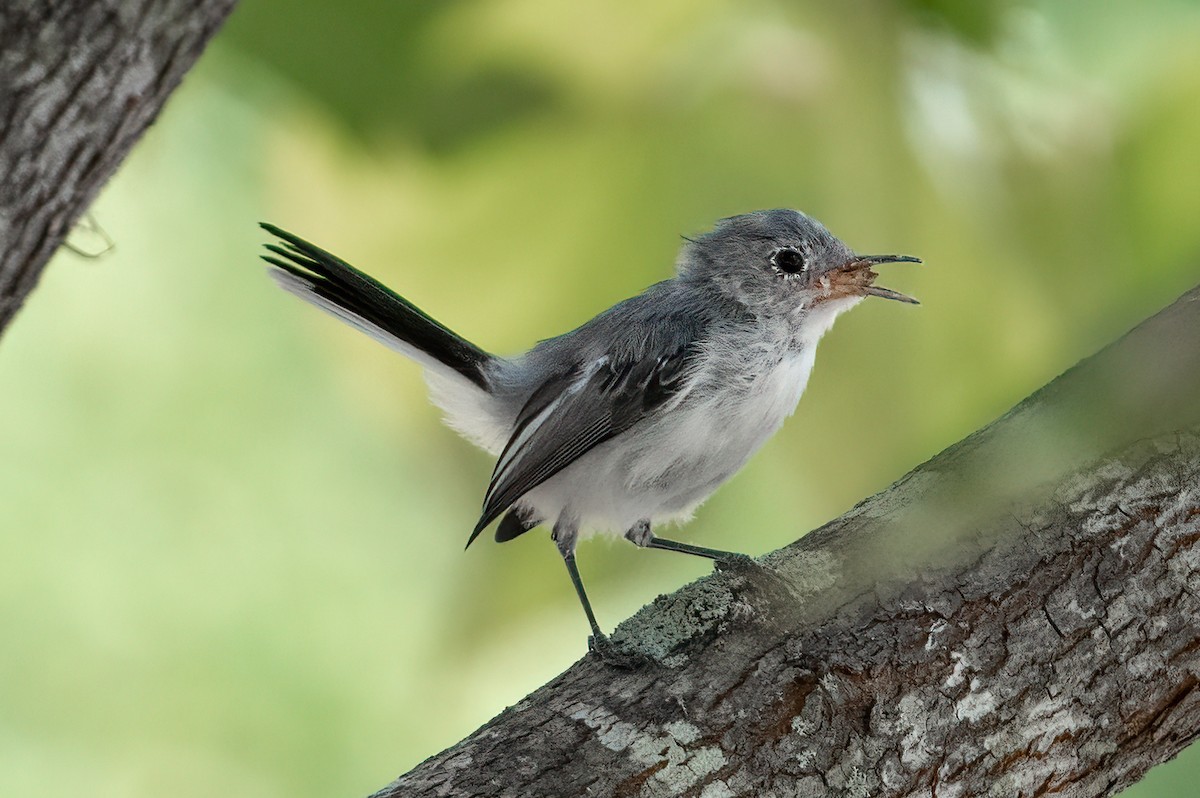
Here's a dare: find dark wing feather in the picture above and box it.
[494,510,540,542]
[465,344,695,547]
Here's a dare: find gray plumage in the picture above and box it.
[260,209,918,648]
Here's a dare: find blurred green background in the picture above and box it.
[3,0,1200,795]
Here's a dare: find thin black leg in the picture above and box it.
[562,552,606,644]
[625,520,750,564]
[642,534,750,564]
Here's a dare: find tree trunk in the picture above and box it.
[375,286,1200,797]
[0,0,237,335]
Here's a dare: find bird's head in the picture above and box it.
[677,209,919,322]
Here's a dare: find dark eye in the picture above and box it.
[770,248,807,275]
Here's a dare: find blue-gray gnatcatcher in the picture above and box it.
[260,209,919,651]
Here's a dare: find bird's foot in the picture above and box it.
[588,633,652,670]
[714,552,758,572]
[715,554,796,602]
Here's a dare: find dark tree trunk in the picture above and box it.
[0,0,237,334]
[375,287,1200,797]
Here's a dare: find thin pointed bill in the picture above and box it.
[855,254,923,266]
[849,254,921,305]
[864,285,920,304]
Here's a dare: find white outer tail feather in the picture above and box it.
[270,269,508,455]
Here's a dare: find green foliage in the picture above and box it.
[3,1,1199,795]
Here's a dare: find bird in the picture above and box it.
[258,209,919,653]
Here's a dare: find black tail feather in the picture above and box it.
[260,223,492,390]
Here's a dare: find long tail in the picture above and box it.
[260,223,493,391]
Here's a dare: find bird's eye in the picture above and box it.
[770,248,807,275]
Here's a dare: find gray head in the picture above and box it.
[677,209,919,317]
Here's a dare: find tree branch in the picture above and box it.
[0,0,237,335]
[376,286,1200,797]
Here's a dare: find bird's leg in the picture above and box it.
[625,519,754,568]
[553,518,606,647]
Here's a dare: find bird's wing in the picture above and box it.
[466,342,697,546]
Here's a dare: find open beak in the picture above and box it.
[845,254,921,305]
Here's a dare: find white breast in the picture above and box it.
[648,342,817,486]
[520,338,817,536]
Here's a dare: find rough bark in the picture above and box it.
[376,286,1200,798]
[0,0,237,335]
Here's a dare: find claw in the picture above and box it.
[714,552,757,572]
[588,634,653,670]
